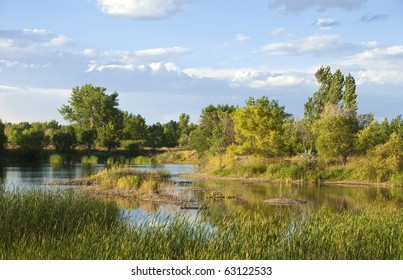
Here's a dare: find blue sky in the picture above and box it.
[0,0,402,124]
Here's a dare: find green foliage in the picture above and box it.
[81,155,98,164]
[52,125,77,152]
[59,84,123,152]
[360,133,403,182]
[5,122,49,157]
[312,105,357,165]
[49,154,69,164]
[0,120,6,153]
[231,96,289,157]
[120,140,141,153]
[189,104,236,154]
[304,66,358,122]
[116,175,141,189]
[122,112,147,144]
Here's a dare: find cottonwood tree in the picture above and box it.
[312,105,357,165]
[189,104,236,154]
[231,96,289,157]
[59,84,123,153]
[304,66,358,122]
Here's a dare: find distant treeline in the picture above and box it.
[0,66,402,173]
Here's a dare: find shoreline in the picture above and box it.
[178,172,392,188]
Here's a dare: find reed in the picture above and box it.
[81,155,98,164]
[1,187,401,259]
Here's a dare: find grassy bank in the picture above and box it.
[199,154,403,186]
[0,187,401,259]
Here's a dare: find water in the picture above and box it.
[1,162,402,220]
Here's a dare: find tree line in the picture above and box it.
[1,66,402,169]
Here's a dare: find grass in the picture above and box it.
[201,154,403,185]
[0,186,401,260]
[106,155,154,166]
[75,167,172,196]
[81,155,98,164]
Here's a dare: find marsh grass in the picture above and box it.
[1,186,401,260]
[81,155,98,164]
[49,153,69,164]
[106,155,154,166]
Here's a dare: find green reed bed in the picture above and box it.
[0,187,401,259]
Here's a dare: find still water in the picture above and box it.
[1,162,402,221]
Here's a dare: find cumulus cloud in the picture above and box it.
[97,0,195,19]
[311,18,339,29]
[269,0,366,13]
[83,46,190,72]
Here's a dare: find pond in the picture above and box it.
[1,162,402,222]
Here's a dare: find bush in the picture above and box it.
[359,134,403,182]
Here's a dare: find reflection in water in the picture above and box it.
[0,162,402,224]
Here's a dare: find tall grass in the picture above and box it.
[106,155,154,166]
[1,187,401,259]
[81,155,98,164]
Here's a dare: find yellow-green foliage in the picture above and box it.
[49,154,66,164]
[360,133,403,182]
[81,155,98,164]
[139,178,159,194]
[116,175,140,189]
[156,150,198,163]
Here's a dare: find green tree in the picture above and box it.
[146,123,165,151]
[304,66,358,122]
[177,113,196,147]
[52,125,77,152]
[0,120,6,154]
[356,120,389,154]
[231,96,289,157]
[189,104,236,154]
[360,133,403,182]
[312,105,357,165]
[5,123,48,157]
[162,120,180,147]
[122,112,147,143]
[59,84,123,153]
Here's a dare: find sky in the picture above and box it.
[0,0,402,125]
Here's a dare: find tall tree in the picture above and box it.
[312,105,357,165]
[59,84,123,153]
[304,66,358,122]
[231,96,289,157]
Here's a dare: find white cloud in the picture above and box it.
[0,29,73,51]
[271,27,287,36]
[262,35,367,56]
[134,46,191,57]
[312,18,339,29]
[269,0,366,13]
[248,75,308,88]
[355,70,403,85]
[235,34,251,42]
[97,0,195,19]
